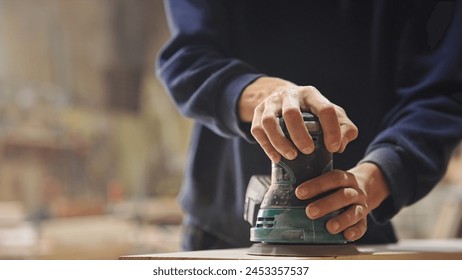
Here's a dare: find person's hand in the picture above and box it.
[295,162,390,241]
[241,77,358,163]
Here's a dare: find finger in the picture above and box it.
[336,106,358,153]
[305,187,360,219]
[299,86,341,152]
[343,218,367,241]
[326,204,366,234]
[280,88,314,154]
[251,104,281,162]
[296,169,356,200]
[261,92,298,160]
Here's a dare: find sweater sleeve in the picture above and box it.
[365,1,462,223]
[156,0,263,141]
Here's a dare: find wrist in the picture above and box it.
[238,76,296,122]
[350,162,390,211]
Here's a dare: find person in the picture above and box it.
[156,0,462,251]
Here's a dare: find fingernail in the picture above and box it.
[308,206,319,217]
[301,147,313,154]
[284,150,297,160]
[296,187,308,198]
[348,231,356,240]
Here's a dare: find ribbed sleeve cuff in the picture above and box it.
[220,73,265,142]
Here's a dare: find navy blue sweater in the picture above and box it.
[157,0,462,246]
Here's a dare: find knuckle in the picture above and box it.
[250,125,263,137]
[355,205,365,219]
[303,85,318,93]
[344,212,352,222]
[268,91,283,101]
[253,104,264,118]
[254,103,264,113]
[331,169,344,176]
[350,129,359,141]
[260,141,275,151]
[331,169,349,185]
[346,124,359,140]
[277,89,289,98]
[344,171,357,184]
[286,87,299,97]
[282,107,300,120]
[343,188,359,200]
[334,104,346,114]
[261,113,277,126]
[317,103,336,117]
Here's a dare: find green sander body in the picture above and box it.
[244,113,346,244]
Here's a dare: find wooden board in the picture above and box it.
[120,239,462,260]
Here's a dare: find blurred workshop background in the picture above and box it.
[0,0,461,260]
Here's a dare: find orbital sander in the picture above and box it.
[244,113,359,256]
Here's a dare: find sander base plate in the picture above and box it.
[247,243,361,257]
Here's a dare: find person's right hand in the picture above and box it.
[240,76,358,162]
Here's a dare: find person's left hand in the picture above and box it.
[295,162,390,241]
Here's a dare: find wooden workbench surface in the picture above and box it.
[120,239,462,260]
